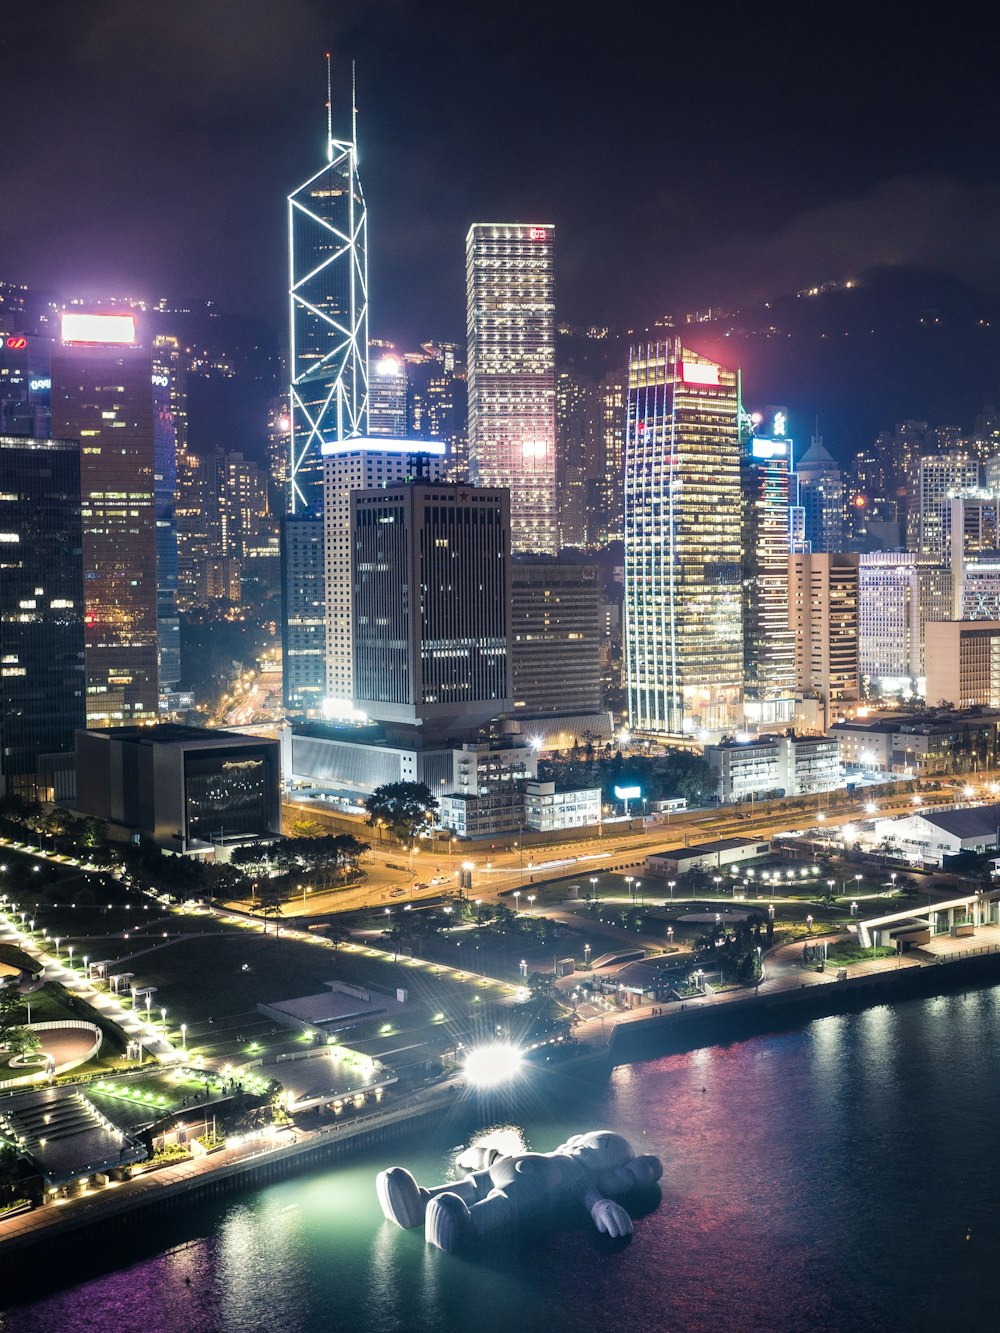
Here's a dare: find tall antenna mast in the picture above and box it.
[351,60,358,151]
[326,52,333,162]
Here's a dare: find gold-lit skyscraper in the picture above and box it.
[466,223,557,554]
[624,341,742,735]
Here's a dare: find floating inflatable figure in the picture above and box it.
[376,1130,662,1253]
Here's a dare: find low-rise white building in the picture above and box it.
[522,781,601,832]
[705,734,841,802]
[869,804,1000,866]
[645,838,770,876]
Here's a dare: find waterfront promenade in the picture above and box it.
[0,1079,462,1257]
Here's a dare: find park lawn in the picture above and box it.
[0,942,37,974]
[126,930,429,1026]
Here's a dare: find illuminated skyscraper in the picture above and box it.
[367,345,407,436]
[795,435,844,553]
[51,313,159,725]
[151,335,184,690]
[742,411,796,726]
[789,551,860,729]
[466,223,557,554]
[287,65,369,514]
[624,342,743,735]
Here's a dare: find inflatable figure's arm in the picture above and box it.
[583,1187,633,1238]
[455,1144,504,1172]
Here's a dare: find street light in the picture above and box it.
[584,943,591,965]
[806,914,813,931]
[589,876,598,899]
[513,890,521,912]
[181,1023,187,1050]
[668,879,676,901]
[527,894,535,912]
[625,876,634,902]
[667,926,674,947]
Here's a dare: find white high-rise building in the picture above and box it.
[742,419,796,726]
[908,452,979,556]
[859,552,922,691]
[368,347,408,436]
[466,223,557,554]
[321,440,443,711]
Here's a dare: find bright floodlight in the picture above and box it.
[463,1041,524,1088]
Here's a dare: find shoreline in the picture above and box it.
[3,944,1000,1277]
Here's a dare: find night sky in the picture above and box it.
[3,1,1000,348]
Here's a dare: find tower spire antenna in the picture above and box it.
[351,60,357,152]
[326,51,333,162]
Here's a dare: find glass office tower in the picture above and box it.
[466,223,557,554]
[742,413,797,726]
[624,341,742,736]
[0,436,86,799]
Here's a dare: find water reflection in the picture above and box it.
[9,988,1000,1332]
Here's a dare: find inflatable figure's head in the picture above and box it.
[558,1131,663,1195]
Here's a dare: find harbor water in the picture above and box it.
[4,984,1000,1332]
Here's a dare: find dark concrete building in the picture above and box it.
[510,559,603,714]
[75,724,281,854]
[352,481,512,738]
[0,436,86,800]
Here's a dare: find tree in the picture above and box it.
[3,1027,40,1059]
[290,818,325,839]
[363,782,439,844]
[0,987,35,1059]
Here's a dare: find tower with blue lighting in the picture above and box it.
[287,60,369,514]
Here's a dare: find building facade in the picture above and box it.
[924,620,1000,710]
[76,724,281,854]
[909,452,980,556]
[282,514,326,712]
[624,341,742,735]
[151,335,183,691]
[321,439,444,710]
[352,482,512,736]
[510,559,603,714]
[789,551,860,727]
[705,733,841,802]
[51,313,159,725]
[367,346,407,436]
[795,436,844,553]
[742,423,796,725]
[0,436,86,800]
[466,223,557,554]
